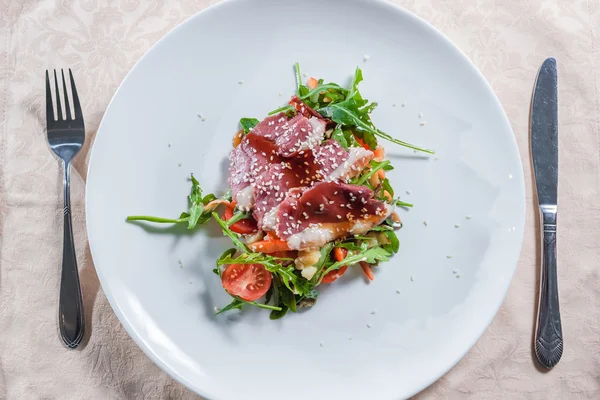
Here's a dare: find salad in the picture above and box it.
[127,64,432,319]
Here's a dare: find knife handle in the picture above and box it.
[534,204,563,369]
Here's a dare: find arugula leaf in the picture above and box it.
[308,243,334,284]
[392,199,413,208]
[126,215,189,224]
[317,67,434,154]
[217,252,293,268]
[381,177,394,198]
[331,125,348,149]
[226,210,251,226]
[216,297,282,315]
[353,160,394,186]
[280,284,297,313]
[212,213,250,253]
[270,277,289,319]
[215,248,236,277]
[240,118,259,133]
[383,230,400,254]
[299,83,349,101]
[268,104,296,116]
[294,62,303,93]
[215,298,244,314]
[316,246,392,284]
[127,175,229,228]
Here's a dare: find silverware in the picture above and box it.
[45,69,85,349]
[530,57,562,369]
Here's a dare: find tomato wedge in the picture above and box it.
[222,203,258,234]
[221,263,272,301]
[322,247,349,283]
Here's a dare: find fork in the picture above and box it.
[45,69,85,349]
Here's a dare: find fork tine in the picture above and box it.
[45,70,55,124]
[61,69,72,120]
[68,69,82,120]
[53,70,63,120]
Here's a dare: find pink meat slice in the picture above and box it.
[252,153,321,230]
[313,139,374,182]
[228,134,281,210]
[251,113,325,157]
[276,182,393,249]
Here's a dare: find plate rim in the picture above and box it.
[85,0,527,398]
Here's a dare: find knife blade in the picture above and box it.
[531,57,563,369]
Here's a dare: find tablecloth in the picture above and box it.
[1,0,599,399]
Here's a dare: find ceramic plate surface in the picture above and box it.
[86,0,526,399]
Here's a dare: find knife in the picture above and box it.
[531,57,563,369]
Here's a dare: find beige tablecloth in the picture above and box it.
[1,0,599,399]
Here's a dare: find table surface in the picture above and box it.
[1,0,599,399]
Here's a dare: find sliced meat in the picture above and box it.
[253,155,321,230]
[228,135,281,210]
[250,112,325,157]
[276,182,393,250]
[314,139,373,182]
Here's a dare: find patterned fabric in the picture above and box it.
[1,1,599,399]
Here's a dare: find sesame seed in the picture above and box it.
[329,201,334,204]
[392,104,396,107]
[279,92,283,96]
[508,174,513,179]
[320,342,324,347]
[418,112,424,118]
[371,310,376,315]
[423,220,428,226]
[420,121,426,126]
[396,289,401,294]
[363,54,370,62]
[214,306,220,312]
[456,274,462,279]
[178,162,182,167]
[455,224,461,228]
[405,190,411,195]
[366,323,371,328]
[401,102,406,107]
[434,156,440,161]
[410,275,414,282]
[466,215,472,219]
[446,255,452,259]
[337,215,342,219]
[238,80,244,84]
[306,202,311,206]
[168,143,171,148]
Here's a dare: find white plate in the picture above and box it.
[86,0,525,399]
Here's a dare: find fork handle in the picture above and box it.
[58,162,85,348]
[534,205,563,368]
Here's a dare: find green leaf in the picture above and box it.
[381,177,394,198]
[309,243,334,284]
[294,62,303,93]
[280,285,297,313]
[212,213,251,253]
[317,67,434,154]
[393,198,413,208]
[299,83,348,101]
[317,246,392,284]
[331,125,348,149]
[216,296,282,315]
[126,215,189,224]
[215,298,243,315]
[383,230,400,254]
[226,210,251,226]
[270,306,288,320]
[268,104,295,116]
[240,118,259,133]
[353,160,393,186]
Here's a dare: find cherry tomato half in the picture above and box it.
[223,203,258,234]
[221,263,272,301]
